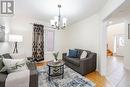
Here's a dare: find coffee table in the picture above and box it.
[47,60,65,80]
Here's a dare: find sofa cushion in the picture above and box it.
[65,57,80,66]
[68,49,77,58]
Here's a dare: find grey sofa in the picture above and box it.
[62,49,97,75]
[0,53,38,87]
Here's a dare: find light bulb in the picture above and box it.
[54,16,59,26]
[63,18,67,26]
[50,20,55,26]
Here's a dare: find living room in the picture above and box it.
[0,0,130,87]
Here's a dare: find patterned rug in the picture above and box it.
[38,65,95,87]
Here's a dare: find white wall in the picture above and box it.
[0,0,126,76]
[99,0,126,75]
[45,30,66,61]
[10,16,65,61]
[10,16,46,57]
[64,14,101,71]
[101,0,126,20]
[107,23,125,52]
[65,14,100,52]
[0,17,11,54]
[124,19,130,70]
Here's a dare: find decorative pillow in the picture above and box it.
[67,49,74,56]
[68,49,77,58]
[80,51,88,59]
[75,49,82,58]
[67,51,69,56]
[2,58,28,73]
[2,53,12,59]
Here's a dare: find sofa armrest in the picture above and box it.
[29,69,38,87]
[80,53,96,66]
[87,53,96,59]
[79,53,97,75]
[26,61,38,87]
[0,73,7,87]
[27,62,37,70]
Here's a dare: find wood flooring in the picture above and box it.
[85,71,113,87]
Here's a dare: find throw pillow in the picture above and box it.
[75,49,82,58]
[68,49,77,58]
[2,53,12,59]
[80,51,88,59]
[2,58,28,73]
[67,51,69,56]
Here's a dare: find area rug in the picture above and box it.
[38,65,95,87]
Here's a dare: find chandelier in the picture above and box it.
[50,4,67,30]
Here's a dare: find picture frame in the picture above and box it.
[128,23,130,39]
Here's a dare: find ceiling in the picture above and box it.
[15,0,107,25]
[106,0,130,24]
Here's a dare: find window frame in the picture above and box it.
[44,29,55,52]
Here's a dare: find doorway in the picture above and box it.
[106,23,125,86]
[101,0,130,86]
[107,23,125,57]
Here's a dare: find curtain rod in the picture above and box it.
[30,23,53,29]
[30,23,66,30]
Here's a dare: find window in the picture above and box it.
[119,36,125,47]
[114,35,126,53]
[45,30,55,51]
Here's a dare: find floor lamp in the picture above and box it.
[9,34,23,53]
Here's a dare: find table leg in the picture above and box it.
[62,65,64,79]
[48,66,50,81]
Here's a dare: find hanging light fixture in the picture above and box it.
[50,4,67,30]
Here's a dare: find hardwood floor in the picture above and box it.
[85,72,113,87]
[36,61,113,87]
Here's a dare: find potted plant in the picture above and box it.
[53,52,59,62]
